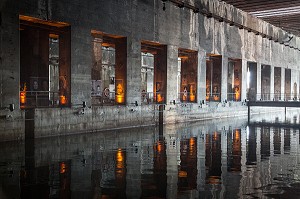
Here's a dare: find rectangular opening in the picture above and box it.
[206,54,222,102]
[227,58,242,101]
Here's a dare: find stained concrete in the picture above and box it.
[1,0,300,141]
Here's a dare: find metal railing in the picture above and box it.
[20,91,61,108]
[247,92,298,101]
[206,93,221,102]
[227,93,241,102]
[178,92,197,103]
[92,92,117,106]
[141,92,165,105]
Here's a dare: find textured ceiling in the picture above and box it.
[222,0,300,36]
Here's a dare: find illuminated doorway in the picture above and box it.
[141,41,167,104]
[206,54,222,102]
[178,49,198,103]
[227,59,242,101]
[91,31,127,105]
[20,15,70,108]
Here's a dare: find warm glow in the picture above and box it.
[116,83,124,104]
[178,170,187,177]
[213,95,219,101]
[117,149,123,162]
[60,95,67,105]
[189,137,195,146]
[234,130,240,141]
[116,96,124,103]
[157,94,163,102]
[213,132,218,141]
[235,91,240,101]
[20,83,27,104]
[190,94,195,102]
[156,142,162,152]
[60,162,66,174]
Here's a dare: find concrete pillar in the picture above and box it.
[257,63,262,100]
[166,45,178,104]
[270,66,274,100]
[198,49,206,103]
[221,56,228,101]
[281,68,285,100]
[0,3,20,109]
[241,59,248,101]
[127,37,141,105]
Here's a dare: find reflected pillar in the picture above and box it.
[281,68,285,100]
[197,131,206,192]
[165,129,178,199]
[126,145,141,198]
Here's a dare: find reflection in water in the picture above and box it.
[2,116,300,198]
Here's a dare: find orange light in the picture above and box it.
[116,149,123,162]
[60,95,67,105]
[20,83,27,104]
[20,92,26,104]
[178,170,187,177]
[156,142,162,152]
[60,162,66,174]
[157,94,163,102]
[190,94,195,102]
[116,83,124,104]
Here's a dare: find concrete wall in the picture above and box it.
[1,0,300,140]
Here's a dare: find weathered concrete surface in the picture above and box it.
[1,0,300,140]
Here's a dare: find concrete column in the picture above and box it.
[221,56,228,101]
[270,66,274,100]
[166,45,178,104]
[257,63,262,100]
[198,49,206,103]
[127,37,141,105]
[1,3,20,109]
[281,68,285,100]
[71,30,92,105]
[241,59,248,101]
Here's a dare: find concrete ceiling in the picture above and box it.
[222,0,300,36]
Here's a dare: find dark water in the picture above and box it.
[1,114,300,198]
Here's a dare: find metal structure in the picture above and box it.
[223,0,300,36]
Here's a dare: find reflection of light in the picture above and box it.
[213,132,218,141]
[247,67,250,89]
[117,149,123,162]
[156,142,162,152]
[178,170,187,177]
[207,176,221,184]
[60,162,66,174]
[60,95,67,105]
[234,130,240,141]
